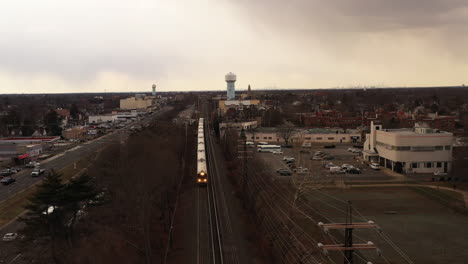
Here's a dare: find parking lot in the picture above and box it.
[256,144,393,182]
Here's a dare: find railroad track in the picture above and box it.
[197,116,240,264]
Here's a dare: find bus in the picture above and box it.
[257,145,281,153]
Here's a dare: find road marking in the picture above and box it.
[9,253,21,263]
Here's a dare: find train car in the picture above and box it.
[197,118,208,186]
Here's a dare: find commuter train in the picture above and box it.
[197,118,208,186]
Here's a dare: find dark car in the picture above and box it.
[285,159,295,164]
[278,170,292,176]
[300,150,311,154]
[324,145,336,148]
[1,177,16,185]
[281,145,293,148]
[276,168,291,174]
[347,168,362,174]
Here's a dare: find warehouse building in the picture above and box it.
[362,122,453,174]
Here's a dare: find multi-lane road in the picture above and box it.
[0,107,170,205]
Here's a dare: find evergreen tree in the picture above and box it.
[20,171,97,262]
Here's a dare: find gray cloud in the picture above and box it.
[233,0,468,32]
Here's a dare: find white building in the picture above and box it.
[88,114,118,124]
[363,122,453,174]
[243,128,361,145]
[219,121,258,137]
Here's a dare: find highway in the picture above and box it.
[0,107,170,203]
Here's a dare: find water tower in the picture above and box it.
[225,72,236,100]
[152,84,156,96]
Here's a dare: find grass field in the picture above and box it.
[304,186,468,264]
[0,156,92,227]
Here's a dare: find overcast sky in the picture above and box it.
[0,0,467,93]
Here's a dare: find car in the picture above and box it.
[341,164,354,169]
[0,169,14,176]
[370,163,380,170]
[1,177,16,185]
[276,168,290,173]
[2,233,18,242]
[300,150,310,154]
[278,170,292,176]
[282,156,294,161]
[329,166,345,173]
[311,156,323,160]
[31,168,46,177]
[347,168,362,174]
[302,143,311,148]
[347,148,355,152]
[10,167,21,173]
[324,144,336,148]
[324,163,336,169]
[322,155,335,160]
[25,161,40,168]
[294,167,309,173]
[287,163,297,169]
[285,159,295,164]
[281,145,293,148]
[272,150,284,155]
[434,171,448,177]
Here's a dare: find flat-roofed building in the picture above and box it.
[218,100,261,114]
[120,96,153,110]
[363,122,453,174]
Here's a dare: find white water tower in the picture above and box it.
[152,84,156,96]
[225,72,236,100]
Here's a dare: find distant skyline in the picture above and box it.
[0,0,467,93]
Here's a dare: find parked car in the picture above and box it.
[287,163,297,169]
[278,170,292,176]
[322,155,335,160]
[294,167,309,173]
[434,171,448,177]
[281,145,293,148]
[312,156,323,160]
[341,164,354,169]
[1,177,16,185]
[330,166,345,173]
[0,169,14,176]
[276,168,290,173]
[302,142,312,148]
[272,150,284,155]
[370,163,380,170]
[10,167,21,173]
[2,233,18,242]
[324,145,336,148]
[31,168,46,177]
[283,156,295,162]
[300,150,310,154]
[347,168,362,174]
[347,148,355,152]
[324,163,336,170]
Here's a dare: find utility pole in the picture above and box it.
[318,201,382,264]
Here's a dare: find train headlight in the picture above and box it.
[200,172,205,176]
[197,178,201,182]
[203,179,207,182]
